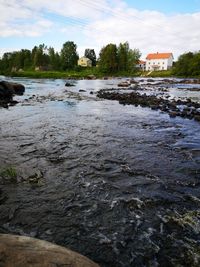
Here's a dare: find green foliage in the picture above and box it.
[173,51,200,77]
[118,42,129,71]
[60,41,79,70]
[147,70,173,77]
[48,47,61,70]
[98,41,141,74]
[0,166,17,183]
[10,68,102,79]
[0,40,140,76]
[84,48,97,66]
[98,43,118,73]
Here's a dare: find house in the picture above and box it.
[136,60,146,71]
[78,56,92,67]
[145,52,173,71]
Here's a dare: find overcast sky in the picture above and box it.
[0,0,200,60]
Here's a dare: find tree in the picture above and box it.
[98,44,118,73]
[48,47,61,70]
[118,42,141,72]
[60,41,79,70]
[84,48,96,66]
[118,42,129,71]
[127,48,141,71]
[173,52,195,76]
[33,44,49,68]
[0,52,13,72]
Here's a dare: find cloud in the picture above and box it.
[0,0,53,37]
[0,0,200,59]
[83,4,200,59]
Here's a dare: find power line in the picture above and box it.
[75,0,173,37]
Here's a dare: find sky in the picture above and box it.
[0,0,200,60]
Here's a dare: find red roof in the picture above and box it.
[146,53,173,60]
[138,60,146,64]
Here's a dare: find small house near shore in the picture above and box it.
[145,52,173,71]
[136,60,146,71]
[78,56,92,67]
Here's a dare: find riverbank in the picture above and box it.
[1,69,138,79]
[0,69,177,79]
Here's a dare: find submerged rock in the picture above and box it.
[0,234,100,267]
[118,82,130,87]
[86,75,96,80]
[65,82,75,87]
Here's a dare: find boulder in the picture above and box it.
[118,82,130,87]
[0,81,25,107]
[86,75,96,80]
[65,82,75,87]
[11,82,25,95]
[0,81,25,96]
[0,81,13,100]
[0,234,100,267]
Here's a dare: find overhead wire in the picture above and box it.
[41,0,178,51]
[75,0,168,36]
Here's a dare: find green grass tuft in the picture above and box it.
[0,166,17,182]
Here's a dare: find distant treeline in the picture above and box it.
[0,41,141,75]
[1,41,199,77]
[172,51,200,77]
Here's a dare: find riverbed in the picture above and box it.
[0,77,200,267]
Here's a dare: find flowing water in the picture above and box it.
[0,77,200,267]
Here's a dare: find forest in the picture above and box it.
[172,51,200,77]
[0,40,200,77]
[0,41,140,75]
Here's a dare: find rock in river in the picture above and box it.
[0,234,100,267]
[0,80,25,107]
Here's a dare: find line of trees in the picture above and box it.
[0,42,80,73]
[0,41,141,74]
[98,42,141,73]
[172,51,200,77]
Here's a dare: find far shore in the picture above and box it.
[0,69,175,79]
[1,69,200,80]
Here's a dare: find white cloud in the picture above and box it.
[83,4,200,59]
[0,0,199,59]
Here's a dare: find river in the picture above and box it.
[0,77,200,267]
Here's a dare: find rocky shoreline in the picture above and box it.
[97,89,200,122]
[0,81,25,108]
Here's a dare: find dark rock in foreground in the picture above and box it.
[0,234,100,267]
[0,81,25,108]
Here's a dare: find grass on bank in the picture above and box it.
[3,68,198,79]
[9,70,172,79]
[140,70,173,78]
[9,69,141,79]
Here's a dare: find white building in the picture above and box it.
[145,53,173,71]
